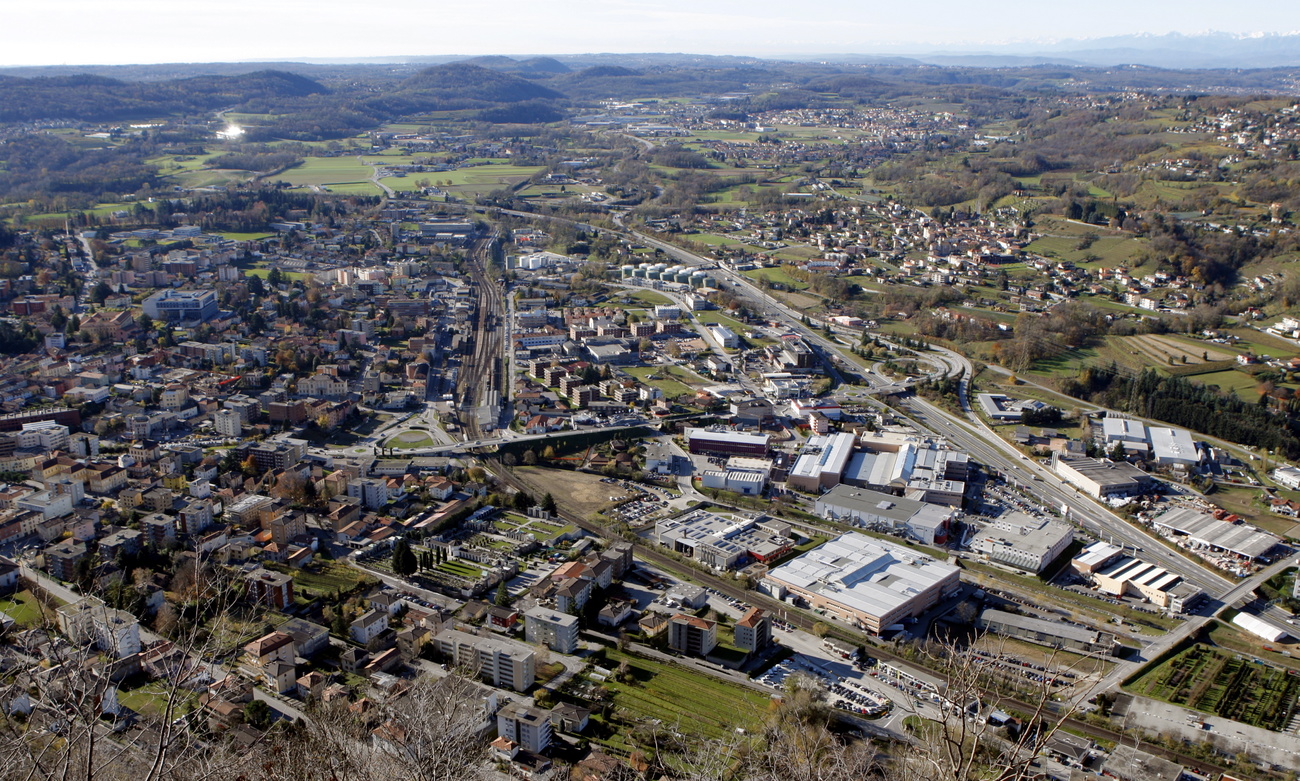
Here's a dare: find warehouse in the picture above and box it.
[1052,454,1153,499]
[1150,506,1279,561]
[978,609,1117,656]
[762,532,961,634]
[787,432,857,492]
[815,484,954,544]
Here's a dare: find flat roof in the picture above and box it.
[789,433,856,481]
[1148,426,1198,462]
[686,428,770,446]
[816,484,928,524]
[1073,541,1123,568]
[766,532,959,621]
[980,609,1106,646]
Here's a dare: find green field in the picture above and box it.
[623,366,699,399]
[741,266,810,290]
[385,431,433,449]
[272,157,374,188]
[0,590,49,627]
[436,560,484,579]
[590,649,771,747]
[277,561,376,598]
[1126,635,1300,730]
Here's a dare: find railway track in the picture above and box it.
[487,462,1230,775]
[455,234,504,441]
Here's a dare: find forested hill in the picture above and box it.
[0,70,328,123]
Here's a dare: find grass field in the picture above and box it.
[119,681,198,718]
[591,649,772,748]
[272,157,374,188]
[437,559,484,579]
[740,266,810,290]
[1126,629,1300,731]
[0,590,50,627]
[385,431,433,449]
[624,365,703,398]
[277,561,376,598]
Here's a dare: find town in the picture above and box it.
[1,52,1300,781]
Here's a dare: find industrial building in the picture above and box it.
[1052,454,1153,499]
[787,432,857,492]
[814,484,955,544]
[978,609,1117,656]
[1074,541,1200,612]
[1150,506,1279,561]
[843,437,968,507]
[969,513,1073,574]
[685,428,770,457]
[762,533,962,634]
[654,510,794,569]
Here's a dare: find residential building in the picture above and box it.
[57,601,141,659]
[244,568,294,609]
[733,607,770,653]
[351,608,389,645]
[524,607,579,654]
[497,702,553,754]
[432,627,535,692]
[667,614,717,656]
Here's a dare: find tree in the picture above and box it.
[540,492,557,514]
[494,580,511,608]
[88,279,112,304]
[392,539,418,578]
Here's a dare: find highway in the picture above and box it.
[489,206,1298,640]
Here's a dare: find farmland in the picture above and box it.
[1126,628,1300,731]
[586,648,771,751]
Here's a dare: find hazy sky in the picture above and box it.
[4,0,1298,66]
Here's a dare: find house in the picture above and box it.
[550,702,590,734]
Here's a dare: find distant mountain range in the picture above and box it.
[822,31,1300,70]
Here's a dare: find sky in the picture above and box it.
[3,0,1299,66]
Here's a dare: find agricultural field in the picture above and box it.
[271,156,374,189]
[1126,633,1300,731]
[419,162,545,199]
[1111,333,1235,367]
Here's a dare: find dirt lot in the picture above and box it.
[510,466,636,518]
